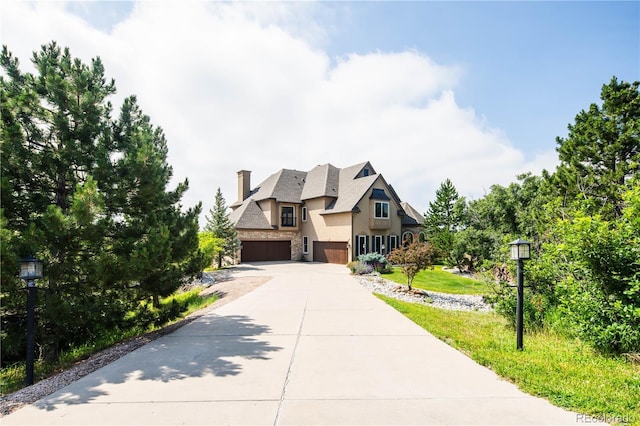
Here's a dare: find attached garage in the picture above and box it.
[313,241,348,264]
[241,240,291,262]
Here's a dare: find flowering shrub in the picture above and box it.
[346,261,374,275]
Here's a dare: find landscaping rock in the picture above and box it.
[356,275,492,312]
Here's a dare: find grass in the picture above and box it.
[0,287,218,396]
[377,294,640,425]
[386,265,489,295]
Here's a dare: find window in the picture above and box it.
[363,168,370,176]
[281,206,295,227]
[374,201,389,219]
[303,236,309,254]
[356,235,369,256]
[388,235,399,252]
[419,232,427,243]
[402,232,414,247]
[301,206,307,222]
[373,235,385,254]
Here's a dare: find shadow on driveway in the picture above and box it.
[34,314,282,411]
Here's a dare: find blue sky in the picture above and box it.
[2,1,638,219]
[320,1,639,156]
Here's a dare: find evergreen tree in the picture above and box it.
[0,42,203,362]
[1,42,121,360]
[552,76,640,219]
[423,179,466,264]
[205,188,238,268]
[111,97,205,307]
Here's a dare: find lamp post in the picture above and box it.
[509,239,530,351]
[19,256,43,386]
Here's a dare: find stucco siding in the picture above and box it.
[351,178,403,259]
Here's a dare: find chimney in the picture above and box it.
[237,170,251,202]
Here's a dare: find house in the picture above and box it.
[229,161,424,264]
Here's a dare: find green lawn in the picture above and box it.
[377,294,640,425]
[386,265,488,295]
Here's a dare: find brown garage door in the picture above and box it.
[313,241,348,264]
[241,241,291,262]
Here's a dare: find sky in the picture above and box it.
[2,1,639,224]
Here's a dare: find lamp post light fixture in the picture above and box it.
[19,256,43,386]
[509,239,531,351]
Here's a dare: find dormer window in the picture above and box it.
[363,168,370,176]
[374,201,389,219]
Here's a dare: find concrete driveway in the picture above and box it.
[3,262,585,425]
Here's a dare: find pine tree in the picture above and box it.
[205,188,239,268]
[553,76,640,219]
[112,97,205,307]
[423,179,466,264]
[0,42,204,362]
[1,42,121,360]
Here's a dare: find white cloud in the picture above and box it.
[1,1,557,222]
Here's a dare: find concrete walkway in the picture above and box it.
[4,262,585,425]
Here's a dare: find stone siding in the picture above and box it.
[237,230,303,261]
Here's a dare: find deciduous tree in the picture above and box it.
[388,242,436,290]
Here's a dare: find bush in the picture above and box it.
[358,252,388,266]
[357,252,390,274]
[346,261,374,275]
[552,191,640,354]
[377,263,393,274]
[387,242,436,290]
[487,185,640,354]
[484,277,553,332]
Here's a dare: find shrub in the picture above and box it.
[376,263,393,274]
[357,252,391,274]
[358,252,388,266]
[356,263,374,275]
[388,242,436,290]
[552,191,640,354]
[347,261,374,275]
[484,277,553,331]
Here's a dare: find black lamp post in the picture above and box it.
[509,239,530,351]
[19,256,43,386]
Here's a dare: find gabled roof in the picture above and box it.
[339,161,376,181]
[400,201,423,226]
[320,173,378,214]
[229,199,273,229]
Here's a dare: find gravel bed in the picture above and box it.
[357,274,492,312]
